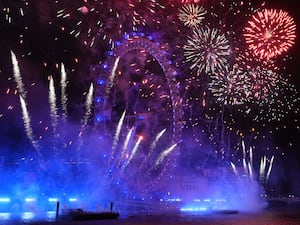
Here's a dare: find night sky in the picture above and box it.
[0,0,300,197]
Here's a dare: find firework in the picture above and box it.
[240,64,300,122]
[184,26,231,75]
[78,83,94,157]
[3,0,299,201]
[259,156,266,181]
[230,162,238,176]
[266,156,275,182]
[236,50,278,72]
[178,4,207,27]
[81,83,94,127]
[11,51,27,100]
[107,57,120,96]
[250,74,300,122]
[259,155,275,183]
[243,158,248,175]
[149,128,167,155]
[55,0,163,47]
[244,9,296,59]
[110,110,126,162]
[123,135,143,169]
[118,127,134,166]
[19,96,41,157]
[49,76,58,135]
[55,0,103,47]
[60,63,68,123]
[208,64,252,105]
[231,140,276,184]
[248,67,279,103]
[19,96,32,144]
[154,143,177,167]
[0,0,28,25]
[97,33,183,161]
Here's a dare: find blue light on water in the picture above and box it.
[22,212,35,221]
[0,213,10,220]
[0,198,10,203]
[25,198,36,202]
[180,207,208,212]
[68,198,77,202]
[48,198,58,202]
[46,211,56,220]
[166,198,181,202]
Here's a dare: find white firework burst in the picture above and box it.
[208,64,252,105]
[178,4,207,27]
[248,67,279,103]
[184,26,231,75]
[249,72,300,122]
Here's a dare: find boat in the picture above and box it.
[59,208,120,221]
[212,209,239,214]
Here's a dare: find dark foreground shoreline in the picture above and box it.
[1,209,300,225]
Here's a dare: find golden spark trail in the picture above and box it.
[230,162,238,176]
[81,83,94,127]
[149,128,166,156]
[266,156,275,182]
[60,63,68,122]
[49,76,58,142]
[110,110,126,163]
[19,96,41,156]
[118,127,134,166]
[11,51,26,99]
[107,57,120,95]
[154,143,177,167]
[124,136,143,169]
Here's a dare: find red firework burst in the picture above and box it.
[243,9,296,59]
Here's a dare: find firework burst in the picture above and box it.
[183,26,231,75]
[55,0,103,47]
[240,66,300,122]
[236,50,278,72]
[208,64,252,105]
[248,67,279,103]
[55,0,163,47]
[0,0,29,25]
[243,9,296,60]
[253,75,300,122]
[178,4,207,27]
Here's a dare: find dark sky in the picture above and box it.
[0,0,299,195]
